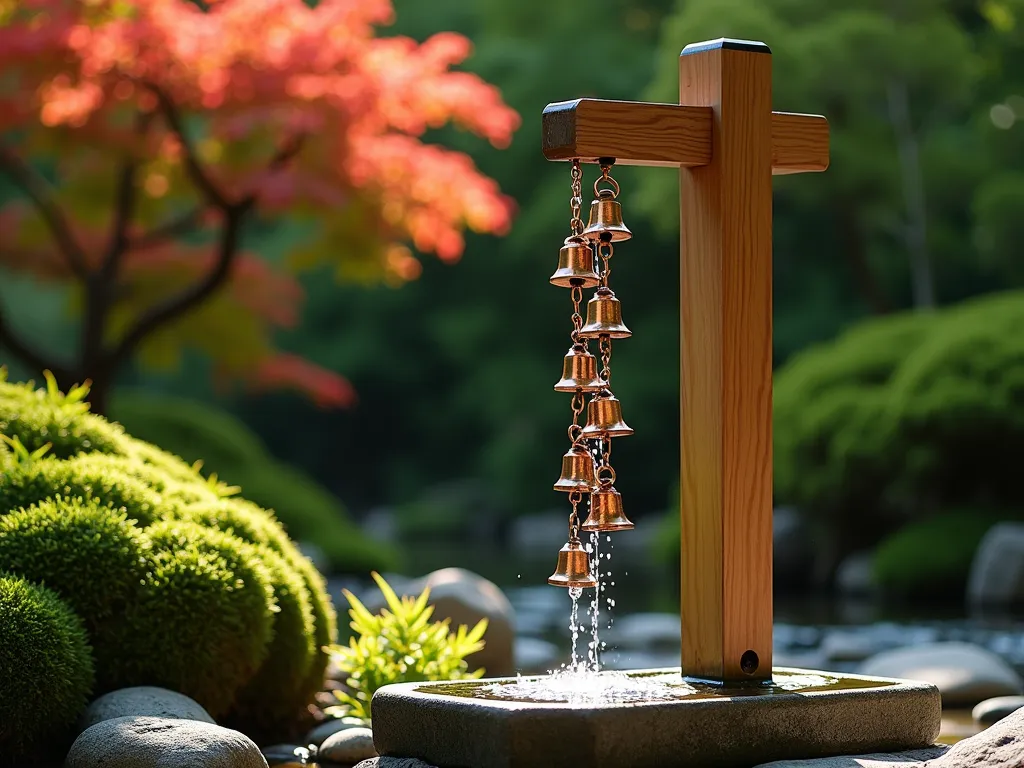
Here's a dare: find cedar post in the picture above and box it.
[541,37,828,684]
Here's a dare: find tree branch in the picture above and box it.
[106,197,254,369]
[130,206,206,250]
[0,143,89,280]
[0,297,68,379]
[146,83,232,210]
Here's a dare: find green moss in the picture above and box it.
[107,521,276,717]
[0,375,128,459]
[227,546,317,739]
[0,456,168,523]
[873,511,1006,600]
[0,575,95,757]
[0,499,145,632]
[170,497,337,701]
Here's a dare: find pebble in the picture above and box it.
[66,716,266,768]
[306,717,366,747]
[78,686,214,733]
[319,726,377,765]
[973,695,1024,727]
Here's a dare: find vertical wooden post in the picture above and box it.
[679,39,774,682]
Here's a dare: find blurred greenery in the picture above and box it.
[5,0,1024,562]
[108,391,396,572]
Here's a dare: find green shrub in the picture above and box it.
[170,497,339,696]
[0,499,145,633]
[226,546,317,739]
[0,455,165,524]
[773,291,1024,573]
[327,572,485,724]
[0,575,94,758]
[111,392,396,573]
[873,511,1005,600]
[70,451,217,506]
[107,521,277,717]
[0,372,127,459]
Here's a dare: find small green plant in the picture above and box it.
[327,572,487,724]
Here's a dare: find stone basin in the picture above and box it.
[371,667,941,768]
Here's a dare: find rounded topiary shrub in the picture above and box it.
[70,452,217,507]
[0,455,165,524]
[227,546,317,739]
[105,521,276,717]
[0,499,145,632]
[171,498,338,701]
[0,574,95,758]
[0,373,127,459]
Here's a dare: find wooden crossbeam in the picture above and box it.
[542,99,829,174]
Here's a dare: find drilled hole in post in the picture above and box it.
[740,650,759,676]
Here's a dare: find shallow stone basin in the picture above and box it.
[371,667,941,768]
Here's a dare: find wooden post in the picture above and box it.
[541,38,829,685]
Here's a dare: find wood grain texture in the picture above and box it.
[679,45,774,682]
[772,112,830,174]
[542,99,828,175]
[543,99,713,168]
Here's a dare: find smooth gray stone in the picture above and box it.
[306,717,366,747]
[753,746,949,767]
[967,523,1024,606]
[353,760,437,768]
[371,667,941,768]
[65,716,268,768]
[930,705,1024,766]
[319,727,376,765]
[859,642,1023,706]
[973,695,1024,726]
[78,687,214,733]
[261,744,309,767]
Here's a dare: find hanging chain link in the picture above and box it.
[570,285,584,345]
[599,334,612,384]
[570,159,585,237]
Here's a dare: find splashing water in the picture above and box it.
[482,670,696,705]
[588,532,601,672]
[567,586,585,672]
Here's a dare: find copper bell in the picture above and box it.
[547,535,597,588]
[582,484,634,532]
[579,287,631,339]
[549,236,600,288]
[582,189,632,242]
[582,389,633,438]
[553,444,597,492]
[554,344,604,392]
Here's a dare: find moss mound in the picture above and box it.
[106,521,276,717]
[0,376,341,742]
[0,374,127,459]
[0,575,94,758]
[226,546,317,738]
[0,455,166,524]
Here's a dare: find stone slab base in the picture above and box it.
[370,667,941,768]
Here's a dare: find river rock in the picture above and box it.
[820,630,887,664]
[859,642,1024,706]
[65,716,267,768]
[968,523,1024,606]
[319,726,376,765]
[362,568,515,676]
[261,744,309,767]
[78,686,214,733]
[973,695,1024,727]
[306,717,367,747]
[353,760,438,768]
[929,704,1024,766]
[753,746,949,767]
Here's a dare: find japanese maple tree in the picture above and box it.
[0,0,519,412]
